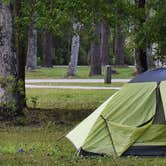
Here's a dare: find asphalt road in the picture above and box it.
[26,84,121,90]
[26,78,130,83]
[25,78,130,90]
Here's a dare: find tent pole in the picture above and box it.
[100,115,118,157]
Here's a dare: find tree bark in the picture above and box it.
[14,0,27,114]
[135,48,147,73]
[135,0,148,73]
[89,23,102,76]
[26,17,37,70]
[0,3,22,116]
[146,43,154,69]
[67,34,80,76]
[114,25,125,65]
[67,23,82,76]
[41,31,53,67]
[100,22,110,65]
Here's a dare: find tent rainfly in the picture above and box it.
[66,68,166,156]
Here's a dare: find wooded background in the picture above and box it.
[0,0,166,116]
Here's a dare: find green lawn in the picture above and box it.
[27,82,126,87]
[26,88,117,111]
[26,66,135,79]
[0,125,166,166]
[1,88,166,165]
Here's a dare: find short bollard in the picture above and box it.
[104,65,112,84]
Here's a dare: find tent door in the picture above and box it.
[153,84,166,124]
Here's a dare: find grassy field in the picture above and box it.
[26,82,126,87]
[26,66,135,79]
[1,87,166,165]
[0,125,166,166]
[26,88,117,111]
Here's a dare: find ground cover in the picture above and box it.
[26,88,117,111]
[1,88,166,165]
[0,123,166,166]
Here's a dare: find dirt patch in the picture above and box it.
[0,108,93,127]
[27,108,93,125]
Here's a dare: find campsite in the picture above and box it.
[0,1,166,166]
[1,67,166,165]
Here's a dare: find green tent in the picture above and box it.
[66,68,166,156]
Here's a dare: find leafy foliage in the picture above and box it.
[144,0,166,62]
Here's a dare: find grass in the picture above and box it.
[26,66,135,79]
[26,88,117,111]
[26,82,126,87]
[1,88,166,165]
[0,125,166,166]
[1,83,165,165]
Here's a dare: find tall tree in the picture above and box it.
[26,15,37,70]
[134,0,147,73]
[142,0,166,67]
[67,22,82,76]
[114,25,125,65]
[0,1,26,116]
[0,2,17,115]
[89,23,102,76]
[100,21,110,65]
[41,31,53,67]
[146,43,154,69]
[14,0,27,113]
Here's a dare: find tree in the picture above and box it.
[146,43,153,69]
[41,30,53,67]
[89,23,102,76]
[35,0,72,68]
[90,21,110,76]
[0,1,26,117]
[14,0,27,114]
[134,0,148,73]
[114,25,125,65]
[26,15,37,70]
[100,21,110,65]
[143,0,166,65]
[67,22,82,76]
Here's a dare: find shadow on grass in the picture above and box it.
[0,108,93,127]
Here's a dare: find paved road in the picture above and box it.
[25,78,130,90]
[26,78,131,83]
[26,84,121,90]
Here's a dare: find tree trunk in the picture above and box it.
[26,17,37,70]
[67,34,80,76]
[100,22,110,65]
[41,31,53,67]
[67,22,82,76]
[14,0,27,114]
[0,3,22,116]
[146,43,154,69]
[135,48,147,73]
[89,23,102,76]
[135,0,147,73]
[114,25,125,65]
